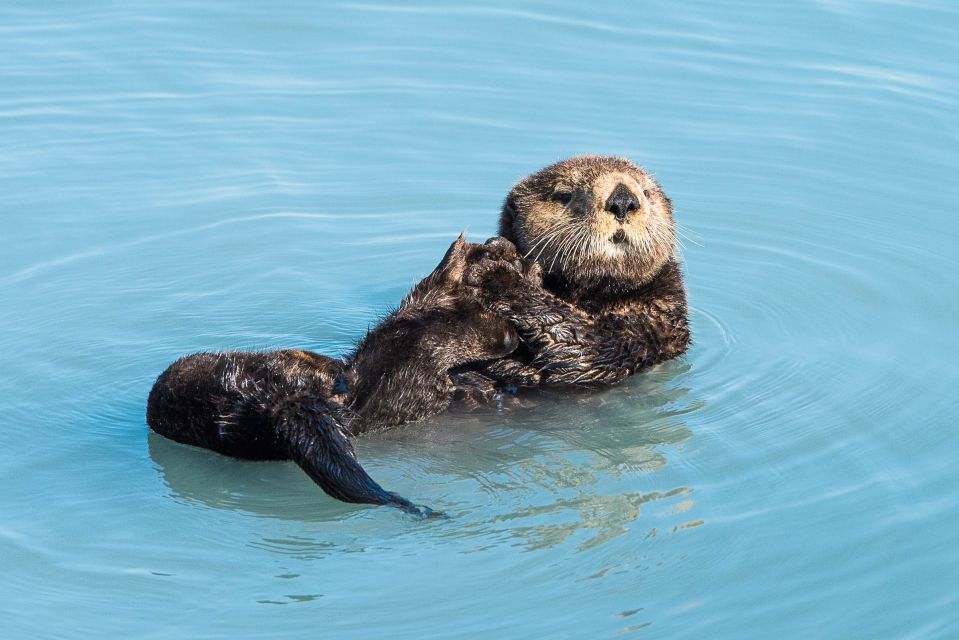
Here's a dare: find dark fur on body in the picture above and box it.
[148,156,690,514]
[147,238,522,515]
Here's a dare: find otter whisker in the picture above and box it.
[551,224,583,274]
[561,229,582,273]
[569,225,592,274]
[638,227,652,257]
[676,223,703,248]
[522,229,557,260]
[522,222,567,258]
[531,222,577,267]
[564,229,586,273]
[675,221,701,238]
[533,230,566,266]
[525,223,571,263]
[551,227,579,273]
[571,226,591,272]
[527,235,557,266]
[547,234,568,273]
[667,220,686,255]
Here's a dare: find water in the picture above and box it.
[2,1,957,637]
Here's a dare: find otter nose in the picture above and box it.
[604,183,638,222]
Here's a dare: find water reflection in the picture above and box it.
[147,431,359,523]
[149,357,702,562]
[493,487,695,552]
[425,363,702,551]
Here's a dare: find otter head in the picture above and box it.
[499,156,675,291]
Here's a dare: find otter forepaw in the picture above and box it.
[462,239,541,297]
[481,237,543,285]
[463,257,525,290]
[482,236,520,258]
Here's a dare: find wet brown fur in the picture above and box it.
[147,237,521,515]
[146,156,689,513]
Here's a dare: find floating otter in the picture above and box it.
[455,155,690,394]
[147,156,689,514]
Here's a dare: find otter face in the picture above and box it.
[498,156,675,290]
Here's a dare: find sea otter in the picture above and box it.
[147,156,689,514]
[454,155,690,394]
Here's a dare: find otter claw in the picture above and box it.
[388,493,447,519]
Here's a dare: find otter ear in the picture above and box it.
[498,198,517,240]
[435,233,468,281]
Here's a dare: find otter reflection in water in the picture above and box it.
[146,157,691,515]
[148,361,696,535]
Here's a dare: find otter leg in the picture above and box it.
[148,352,437,516]
[346,300,519,428]
[344,237,522,429]
[147,353,288,459]
[273,395,438,517]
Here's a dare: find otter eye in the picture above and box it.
[550,191,573,205]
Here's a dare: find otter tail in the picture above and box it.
[274,396,440,518]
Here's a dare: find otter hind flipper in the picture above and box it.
[274,396,440,517]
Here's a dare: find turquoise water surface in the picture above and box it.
[2,1,958,638]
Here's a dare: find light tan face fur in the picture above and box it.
[499,156,676,290]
